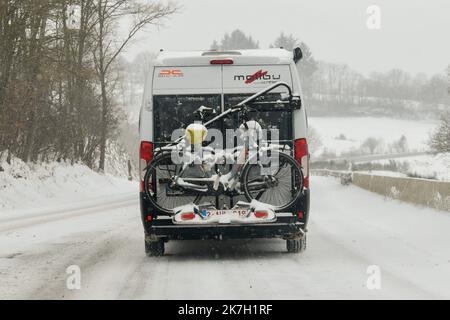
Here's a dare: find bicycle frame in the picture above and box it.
[159,139,290,198]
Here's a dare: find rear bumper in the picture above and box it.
[148,215,304,240]
[140,189,310,240]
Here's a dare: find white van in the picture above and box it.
[139,48,310,256]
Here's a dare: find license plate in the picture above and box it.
[201,209,249,218]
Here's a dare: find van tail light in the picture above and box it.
[254,211,269,219]
[140,141,153,192]
[181,212,196,220]
[294,138,309,189]
[210,59,234,65]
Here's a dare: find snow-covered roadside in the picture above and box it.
[367,153,450,181]
[396,153,450,181]
[2,176,450,299]
[0,157,136,216]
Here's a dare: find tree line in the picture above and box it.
[211,29,449,119]
[0,0,178,169]
[210,29,450,154]
[211,30,319,99]
[310,63,450,117]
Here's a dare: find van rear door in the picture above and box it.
[151,64,295,144]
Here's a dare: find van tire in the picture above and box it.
[145,238,165,257]
[286,236,306,253]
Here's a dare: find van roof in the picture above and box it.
[153,48,294,66]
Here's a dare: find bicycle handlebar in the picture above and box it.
[205,81,294,126]
[234,81,293,109]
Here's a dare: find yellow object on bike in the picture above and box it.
[186,123,208,145]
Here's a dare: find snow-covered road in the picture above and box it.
[1,177,450,299]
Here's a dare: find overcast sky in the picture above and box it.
[124,0,450,76]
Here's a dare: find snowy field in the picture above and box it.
[309,117,437,156]
[368,153,450,181]
[0,157,135,217]
[1,176,450,299]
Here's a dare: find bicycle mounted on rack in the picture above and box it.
[143,82,303,215]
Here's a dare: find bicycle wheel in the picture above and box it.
[143,153,202,214]
[241,151,304,211]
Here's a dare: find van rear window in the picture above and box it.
[153,93,293,145]
[153,95,221,143]
[224,94,292,144]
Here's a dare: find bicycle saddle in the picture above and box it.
[194,106,216,115]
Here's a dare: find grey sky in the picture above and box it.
[125,0,450,76]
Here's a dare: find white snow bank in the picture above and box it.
[0,157,135,214]
[403,153,450,181]
[369,153,450,181]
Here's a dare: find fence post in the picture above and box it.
[127,160,132,181]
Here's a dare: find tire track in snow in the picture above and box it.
[0,204,139,299]
[0,195,136,233]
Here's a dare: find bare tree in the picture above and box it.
[271,32,297,50]
[0,0,179,169]
[447,65,450,94]
[362,137,380,154]
[271,33,318,98]
[210,29,259,50]
[92,0,179,171]
[308,126,322,154]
